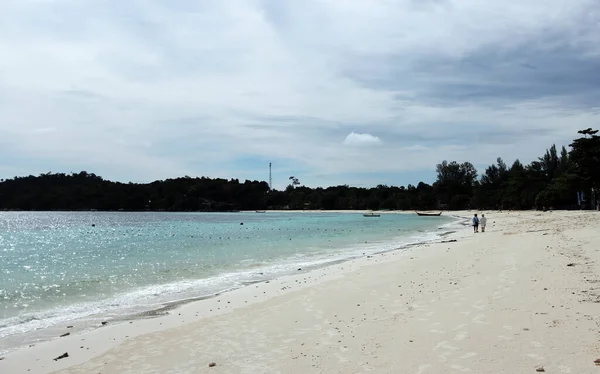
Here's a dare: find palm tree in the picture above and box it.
[289,176,300,188]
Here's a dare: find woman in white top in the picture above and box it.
[480,214,487,232]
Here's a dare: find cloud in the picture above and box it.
[343,132,382,146]
[0,0,599,189]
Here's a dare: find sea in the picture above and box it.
[0,211,458,354]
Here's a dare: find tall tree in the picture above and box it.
[288,176,300,188]
[475,157,510,209]
[569,128,600,190]
[433,161,478,209]
[539,144,559,180]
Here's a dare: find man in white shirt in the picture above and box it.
[480,214,487,232]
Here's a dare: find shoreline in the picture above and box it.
[1,244,453,373]
[0,210,450,214]
[0,213,461,359]
[6,210,596,373]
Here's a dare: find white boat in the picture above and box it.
[363,212,380,217]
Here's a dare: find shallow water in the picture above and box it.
[0,211,455,353]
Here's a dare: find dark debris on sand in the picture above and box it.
[53,353,69,361]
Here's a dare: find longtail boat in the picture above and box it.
[415,211,442,216]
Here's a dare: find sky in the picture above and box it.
[1,0,599,190]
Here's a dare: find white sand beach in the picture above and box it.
[2,210,600,373]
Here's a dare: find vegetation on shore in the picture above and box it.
[1,129,598,212]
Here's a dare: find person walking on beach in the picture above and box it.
[472,214,479,233]
[480,214,487,232]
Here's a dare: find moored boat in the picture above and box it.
[363,212,381,217]
[415,211,442,216]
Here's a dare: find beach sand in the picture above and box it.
[2,210,600,373]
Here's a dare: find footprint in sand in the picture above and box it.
[472,314,487,324]
[325,330,337,338]
[493,287,511,298]
[413,304,428,312]
[454,331,468,341]
[450,364,473,372]
[558,365,572,373]
[434,341,458,351]
[453,323,467,331]
[471,301,486,310]
[459,352,477,360]
[526,353,544,360]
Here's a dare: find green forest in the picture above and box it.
[1,128,598,212]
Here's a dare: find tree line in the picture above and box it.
[0,129,598,212]
[437,128,599,210]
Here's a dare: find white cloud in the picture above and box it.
[343,132,382,146]
[0,0,598,188]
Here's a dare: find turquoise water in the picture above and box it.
[0,211,454,352]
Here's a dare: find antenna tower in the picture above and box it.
[269,162,272,191]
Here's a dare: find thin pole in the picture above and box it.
[269,162,272,191]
